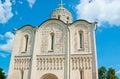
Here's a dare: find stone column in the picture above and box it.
[64,27,70,79]
[92,23,98,79]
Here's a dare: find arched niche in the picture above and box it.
[41,73,58,79]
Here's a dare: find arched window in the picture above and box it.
[50,33,54,50]
[21,69,24,79]
[58,15,60,20]
[21,35,29,53]
[79,31,83,49]
[67,16,69,23]
[24,35,29,52]
[80,70,83,79]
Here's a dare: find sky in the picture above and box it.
[0,0,120,78]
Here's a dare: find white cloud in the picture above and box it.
[0,53,7,58]
[0,0,13,24]
[5,32,14,39]
[116,70,120,74]
[75,0,120,26]
[0,34,3,39]
[27,0,36,8]
[115,64,120,77]
[0,32,14,52]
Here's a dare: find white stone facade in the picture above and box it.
[8,4,98,79]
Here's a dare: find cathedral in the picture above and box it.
[8,1,98,79]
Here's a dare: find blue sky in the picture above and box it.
[0,0,120,78]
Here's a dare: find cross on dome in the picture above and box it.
[50,0,73,23]
[59,0,65,8]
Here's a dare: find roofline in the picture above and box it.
[13,19,69,32]
[14,19,97,31]
[38,19,68,27]
[70,19,97,25]
[15,24,34,31]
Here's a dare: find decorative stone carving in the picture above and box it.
[36,55,65,70]
[71,55,92,70]
[14,56,31,70]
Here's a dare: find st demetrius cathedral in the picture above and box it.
[8,1,98,79]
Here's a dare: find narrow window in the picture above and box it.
[80,33,82,48]
[50,33,54,50]
[67,16,69,23]
[58,15,60,20]
[80,70,83,79]
[24,35,29,52]
[21,69,24,79]
[79,31,83,48]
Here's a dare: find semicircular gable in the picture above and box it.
[70,20,93,30]
[38,19,68,32]
[70,20,89,29]
[17,25,35,33]
[36,19,68,53]
[69,20,95,54]
[14,25,35,55]
[72,19,93,24]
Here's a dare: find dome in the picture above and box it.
[50,2,73,24]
